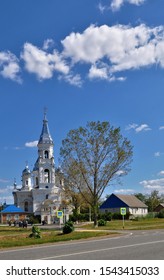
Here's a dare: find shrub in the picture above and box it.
[29,225,41,238]
[157,210,164,218]
[69,213,91,222]
[112,212,122,220]
[112,212,130,220]
[98,212,112,221]
[98,219,107,226]
[63,221,74,234]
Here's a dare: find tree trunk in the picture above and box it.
[93,204,98,227]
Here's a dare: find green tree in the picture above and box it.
[134,193,146,203]
[60,121,133,226]
[145,190,161,212]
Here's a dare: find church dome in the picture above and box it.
[22,166,31,175]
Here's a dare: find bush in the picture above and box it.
[98,219,107,226]
[63,221,74,234]
[112,212,130,220]
[98,212,112,221]
[157,210,164,218]
[29,225,41,238]
[69,213,91,222]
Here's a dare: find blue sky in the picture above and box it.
[1,0,164,204]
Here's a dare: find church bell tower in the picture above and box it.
[32,110,55,189]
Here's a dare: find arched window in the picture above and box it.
[24,201,28,212]
[44,151,49,159]
[44,169,50,183]
[46,194,49,199]
[36,177,38,186]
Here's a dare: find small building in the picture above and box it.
[99,193,148,216]
[154,203,164,212]
[0,205,28,224]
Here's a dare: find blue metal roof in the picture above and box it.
[1,205,24,213]
[100,193,147,209]
[38,114,53,145]
[100,193,128,209]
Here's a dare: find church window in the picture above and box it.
[44,169,50,183]
[36,177,38,186]
[24,201,28,212]
[44,151,49,159]
[25,180,28,186]
[46,194,49,199]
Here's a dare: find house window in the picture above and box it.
[15,214,19,220]
[7,214,11,220]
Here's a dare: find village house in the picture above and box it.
[100,193,148,216]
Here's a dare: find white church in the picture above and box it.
[12,112,69,224]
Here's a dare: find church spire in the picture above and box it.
[38,109,53,145]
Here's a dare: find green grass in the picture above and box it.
[1,218,164,249]
[0,227,114,249]
[80,218,164,230]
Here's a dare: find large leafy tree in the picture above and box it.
[60,121,133,226]
[145,190,162,212]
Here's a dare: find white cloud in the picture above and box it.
[0,178,10,183]
[159,126,164,130]
[111,0,146,11]
[0,51,21,82]
[135,124,151,133]
[61,23,164,81]
[140,178,164,193]
[21,43,69,80]
[3,21,164,86]
[25,140,38,148]
[154,152,161,157]
[98,2,107,13]
[158,171,164,176]
[114,188,134,193]
[126,123,138,130]
[0,186,12,194]
[58,72,83,87]
[126,123,151,133]
[43,39,55,50]
[88,63,108,80]
[88,62,126,82]
[115,170,127,176]
[0,185,15,204]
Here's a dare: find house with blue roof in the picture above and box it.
[0,204,27,224]
[99,193,148,216]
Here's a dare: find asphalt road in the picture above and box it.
[0,229,164,260]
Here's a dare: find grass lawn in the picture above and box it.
[0,226,115,249]
[80,218,164,230]
[0,218,164,249]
